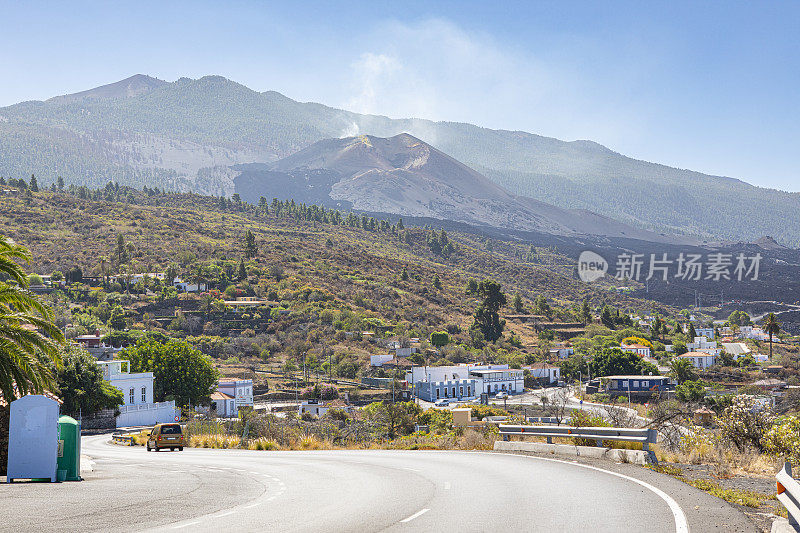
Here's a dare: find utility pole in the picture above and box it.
[328,346,333,383]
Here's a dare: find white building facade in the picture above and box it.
[214,379,254,418]
[620,344,652,357]
[677,352,717,369]
[405,364,524,401]
[526,364,561,384]
[695,328,715,340]
[97,360,178,427]
[686,337,721,356]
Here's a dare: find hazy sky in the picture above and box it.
[1,1,798,191]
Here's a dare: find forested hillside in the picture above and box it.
[0,182,666,320]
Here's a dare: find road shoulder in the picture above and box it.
[486,449,759,533]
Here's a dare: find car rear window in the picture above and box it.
[160,424,182,435]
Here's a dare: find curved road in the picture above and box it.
[0,434,753,532]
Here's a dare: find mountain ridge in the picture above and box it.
[0,74,798,246]
[235,132,697,245]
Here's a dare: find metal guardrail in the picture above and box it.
[499,424,658,463]
[526,416,572,425]
[776,462,800,529]
[111,434,134,446]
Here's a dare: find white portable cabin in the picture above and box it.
[6,395,60,482]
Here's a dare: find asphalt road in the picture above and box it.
[0,435,753,532]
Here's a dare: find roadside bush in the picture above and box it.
[470,404,507,420]
[676,380,706,402]
[716,395,774,452]
[570,410,610,446]
[762,416,800,464]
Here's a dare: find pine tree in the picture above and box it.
[401,266,409,281]
[512,292,524,313]
[465,278,478,295]
[244,230,257,259]
[237,258,247,281]
[471,279,507,342]
[29,174,38,192]
[600,306,615,328]
[115,234,127,267]
[580,299,592,325]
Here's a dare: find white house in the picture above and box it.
[370,354,395,367]
[406,364,524,400]
[298,399,354,417]
[686,337,721,356]
[97,360,178,427]
[739,326,770,341]
[620,343,651,358]
[526,364,561,384]
[695,328,715,340]
[209,391,236,417]
[74,331,124,360]
[677,351,717,369]
[394,347,415,358]
[172,277,208,293]
[548,344,574,359]
[213,379,254,418]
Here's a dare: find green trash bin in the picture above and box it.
[57,416,82,482]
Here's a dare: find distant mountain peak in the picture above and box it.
[48,74,167,103]
[234,133,686,244]
[754,236,786,250]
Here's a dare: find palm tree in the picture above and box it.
[0,236,64,401]
[763,313,781,359]
[669,357,697,384]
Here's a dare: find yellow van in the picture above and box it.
[146,423,185,451]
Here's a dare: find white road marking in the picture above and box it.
[402,467,421,473]
[215,511,235,518]
[242,503,260,509]
[443,482,451,490]
[400,508,430,523]
[488,452,689,533]
[171,521,200,529]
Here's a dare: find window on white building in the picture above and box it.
[129,388,134,404]
[141,387,146,402]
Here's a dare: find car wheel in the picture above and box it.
[146,444,151,451]
[178,447,183,451]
